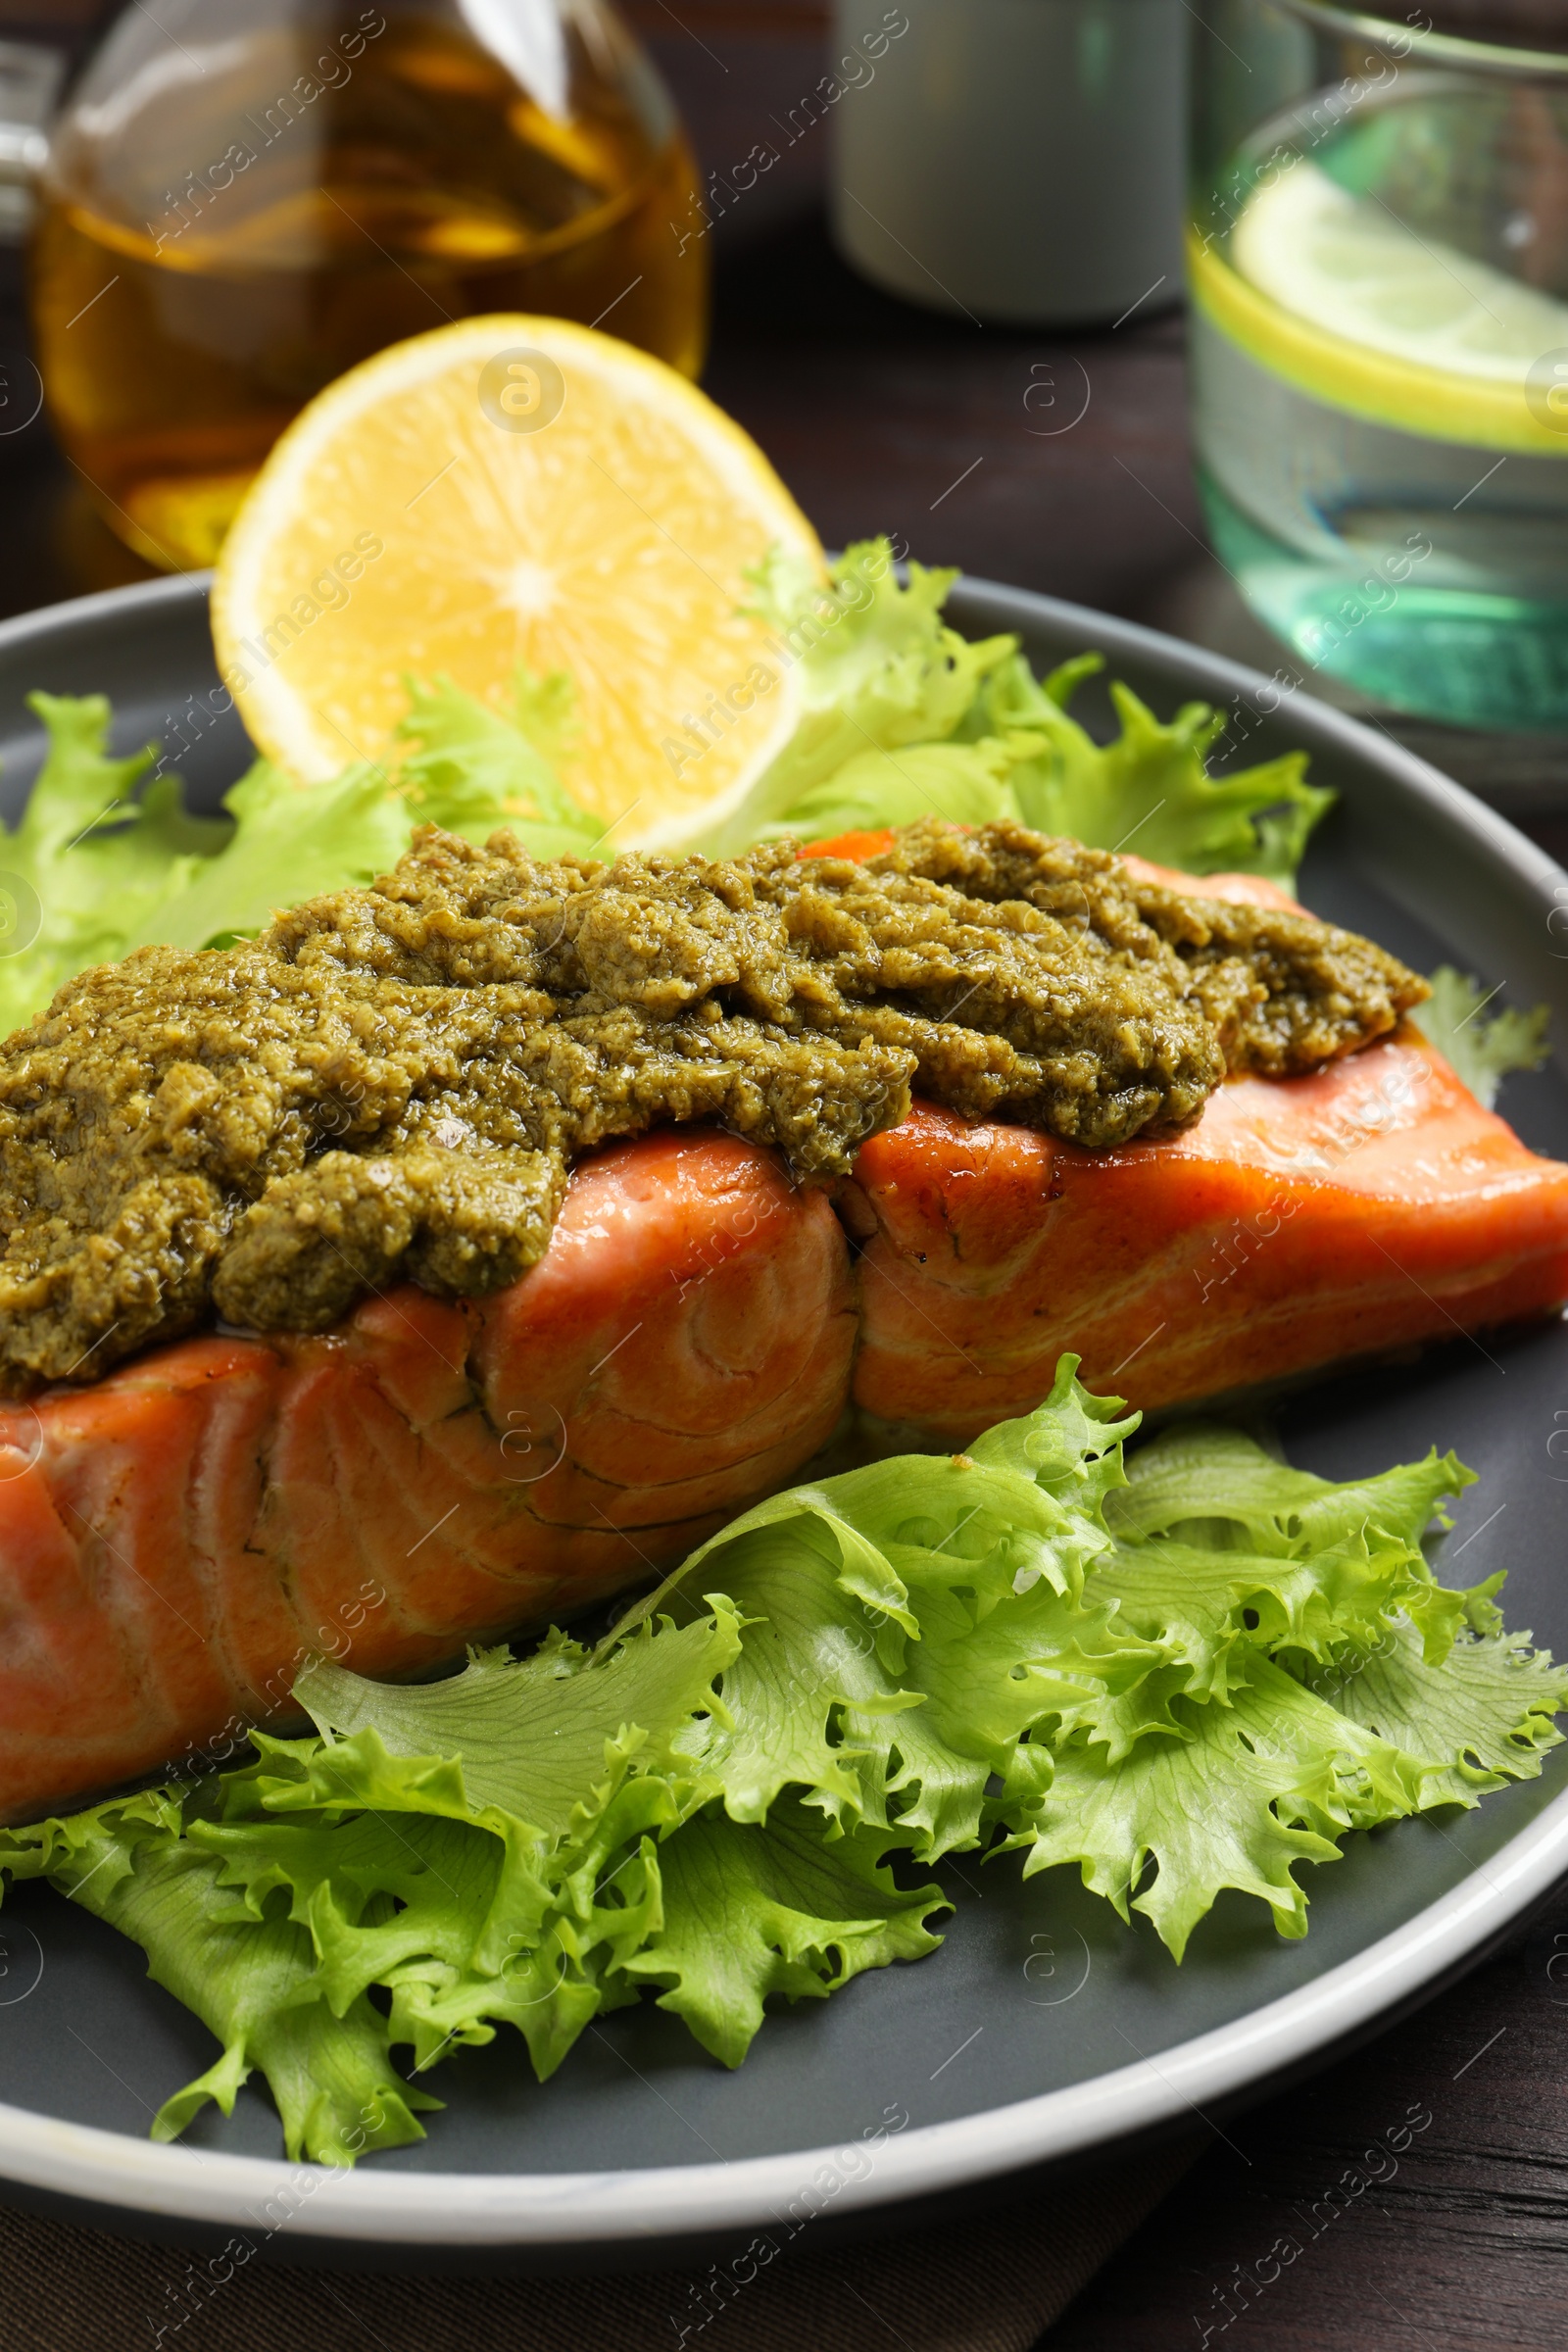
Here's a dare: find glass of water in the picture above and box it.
[1189,0,1568,729]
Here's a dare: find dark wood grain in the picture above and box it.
[0,2,105,33]
[706,220,1200,615]
[0,14,1566,2348]
[1045,1878,1568,2352]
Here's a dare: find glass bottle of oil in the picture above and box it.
[30,0,710,571]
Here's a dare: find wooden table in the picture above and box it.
[4,7,1568,2346]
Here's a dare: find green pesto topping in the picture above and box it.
[0,818,1425,1391]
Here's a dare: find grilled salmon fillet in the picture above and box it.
[1,842,1564,1821]
[848,1040,1568,1441]
[842,843,1568,1436]
[0,1130,855,1821]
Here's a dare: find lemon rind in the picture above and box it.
[1189,230,1568,459]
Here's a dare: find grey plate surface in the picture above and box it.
[0,573,1564,2261]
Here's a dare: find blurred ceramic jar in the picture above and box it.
[830,0,1185,325]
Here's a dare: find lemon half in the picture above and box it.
[1193,160,1568,455]
[213,316,823,848]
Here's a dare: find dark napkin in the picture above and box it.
[0,2133,1203,2352]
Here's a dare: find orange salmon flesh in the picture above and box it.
[2,854,1565,1819]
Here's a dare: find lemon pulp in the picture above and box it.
[213,315,823,850]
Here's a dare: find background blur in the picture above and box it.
[9,0,1566,865]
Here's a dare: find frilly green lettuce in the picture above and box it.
[396,668,610,862]
[122,759,412,955]
[702,545,1017,853]
[0,692,225,1038]
[0,1785,439,2163]
[1411,965,1550,1111]
[0,670,598,1037]
[617,1797,948,2069]
[2,1360,1560,2162]
[708,542,1334,883]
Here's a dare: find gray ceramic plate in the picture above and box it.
[0,572,1564,2267]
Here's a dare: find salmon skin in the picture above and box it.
[0,1131,855,1823]
[3,848,1567,1821]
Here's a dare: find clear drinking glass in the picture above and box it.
[28,0,710,572]
[1189,1,1568,728]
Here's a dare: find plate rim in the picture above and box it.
[0,570,1563,2247]
[0,1776,1564,2243]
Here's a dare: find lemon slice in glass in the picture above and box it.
[1191,159,1568,454]
[213,316,823,849]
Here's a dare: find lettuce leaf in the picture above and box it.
[295,1602,743,1838]
[122,670,599,957]
[123,760,413,954]
[3,1362,1560,2163]
[0,694,221,1037]
[0,673,596,1034]
[703,543,1017,854]
[201,1725,678,2090]
[705,543,1335,883]
[1325,1610,1568,1808]
[1101,1424,1478,1668]
[396,670,612,862]
[1410,966,1550,1110]
[752,735,1024,844]
[0,1788,438,2162]
[616,1797,948,2067]
[956,654,1334,883]
[1004,1653,1421,1958]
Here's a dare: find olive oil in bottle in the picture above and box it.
[31,3,709,570]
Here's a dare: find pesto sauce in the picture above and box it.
[0,818,1426,1391]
